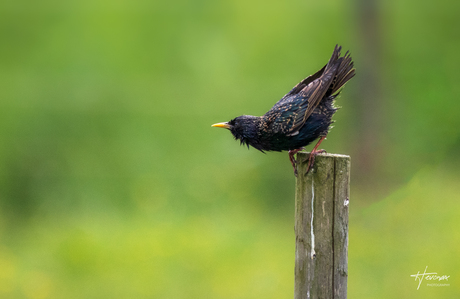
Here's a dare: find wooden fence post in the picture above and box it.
[294,153,350,299]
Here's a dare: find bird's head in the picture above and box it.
[212,115,259,147]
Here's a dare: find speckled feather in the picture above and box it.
[219,45,355,153]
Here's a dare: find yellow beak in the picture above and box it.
[211,122,231,129]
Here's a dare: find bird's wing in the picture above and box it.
[266,45,343,135]
[264,65,337,135]
[281,65,326,100]
[287,66,337,134]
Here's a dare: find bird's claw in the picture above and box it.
[303,149,327,174]
[293,160,300,177]
[289,148,304,177]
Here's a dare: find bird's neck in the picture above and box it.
[233,115,263,149]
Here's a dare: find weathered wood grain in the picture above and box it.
[294,153,350,299]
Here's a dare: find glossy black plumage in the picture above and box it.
[212,45,355,174]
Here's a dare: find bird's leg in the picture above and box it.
[304,136,327,174]
[288,148,304,176]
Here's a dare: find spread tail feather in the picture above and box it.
[328,47,355,96]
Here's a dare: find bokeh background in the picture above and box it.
[1,0,459,298]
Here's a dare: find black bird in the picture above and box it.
[212,45,355,175]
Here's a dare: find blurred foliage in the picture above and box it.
[0,0,459,298]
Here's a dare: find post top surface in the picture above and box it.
[298,152,350,159]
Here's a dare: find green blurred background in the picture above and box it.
[1,0,459,298]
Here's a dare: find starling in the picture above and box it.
[212,45,355,175]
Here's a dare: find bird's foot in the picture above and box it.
[288,148,304,176]
[302,136,327,175]
[304,149,327,174]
